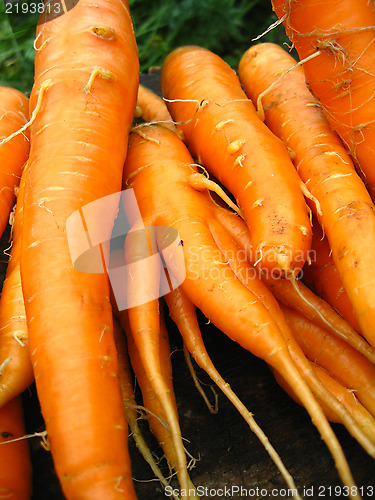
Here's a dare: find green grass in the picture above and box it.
[0,0,288,93]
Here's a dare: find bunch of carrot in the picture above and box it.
[1,0,375,498]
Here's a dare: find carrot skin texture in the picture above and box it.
[160,45,312,276]
[0,87,29,238]
[20,1,139,498]
[0,163,33,406]
[271,0,375,198]
[209,205,375,364]
[0,396,32,499]
[238,42,375,348]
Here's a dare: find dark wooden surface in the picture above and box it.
[3,73,374,500]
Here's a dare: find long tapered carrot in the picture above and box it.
[0,163,33,407]
[281,304,375,418]
[238,41,375,348]
[302,222,360,332]
[19,1,139,497]
[121,222,197,496]
[0,87,29,239]
[271,0,375,199]
[206,213,375,457]
[0,396,32,499]
[160,45,312,276]
[165,286,302,498]
[123,123,362,499]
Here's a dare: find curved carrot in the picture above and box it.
[0,163,33,407]
[264,274,375,365]
[123,123,361,498]
[0,396,32,499]
[113,315,176,495]
[207,214,375,456]
[209,202,375,364]
[273,364,375,444]
[136,84,176,131]
[121,223,196,496]
[160,45,311,276]
[0,87,29,239]
[165,286,301,498]
[238,41,375,348]
[302,222,360,332]
[281,304,375,418]
[271,0,375,198]
[19,1,139,498]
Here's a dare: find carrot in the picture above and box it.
[113,315,177,496]
[160,45,312,276]
[280,304,375,418]
[273,364,375,444]
[135,84,176,131]
[0,162,33,407]
[0,87,29,239]
[206,213,375,456]
[302,221,360,332]
[165,286,301,497]
[123,123,362,499]
[209,201,375,364]
[120,222,197,496]
[271,0,375,199]
[264,273,375,364]
[0,396,32,499]
[238,41,375,349]
[18,1,139,497]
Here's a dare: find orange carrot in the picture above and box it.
[121,222,196,496]
[208,202,375,364]
[271,0,375,199]
[0,163,33,407]
[238,41,375,349]
[302,222,360,332]
[160,45,312,276]
[264,273,375,364]
[165,286,301,497]
[136,84,176,131]
[281,304,375,418]
[123,123,363,498]
[0,87,29,238]
[0,396,32,499]
[19,1,139,497]
[113,315,175,495]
